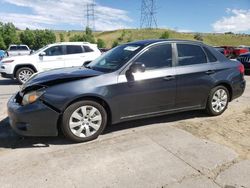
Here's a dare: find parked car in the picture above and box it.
[237,52,250,72]
[220,46,235,58]
[0,42,101,84]
[233,47,249,57]
[0,50,6,61]
[8,39,245,142]
[7,45,31,57]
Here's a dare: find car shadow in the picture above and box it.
[0,78,19,85]
[0,110,207,149]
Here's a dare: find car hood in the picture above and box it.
[3,55,33,62]
[22,67,103,92]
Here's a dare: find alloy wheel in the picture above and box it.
[18,69,33,83]
[69,105,102,138]
[211,88,228,113]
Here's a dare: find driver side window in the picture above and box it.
[44,46,64,56]
[135,44,172,70]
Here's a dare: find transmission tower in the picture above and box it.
[140,0,158,29]
[86,0,95,30]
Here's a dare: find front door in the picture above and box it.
[38,45,65,72]
[115,43,177,119]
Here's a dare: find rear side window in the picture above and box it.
[203,47,217,62]
[83,46,94,52]
[66,45,83,55]
[135,44,172,70]
[18,46,29,51]
[177,44,207,66]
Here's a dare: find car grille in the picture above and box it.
[238,56,250,63]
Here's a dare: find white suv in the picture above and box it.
[0,42,101,84]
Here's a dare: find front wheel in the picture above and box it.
[62,100,107,142]
[206,86,229,116]
[16,67,34,84]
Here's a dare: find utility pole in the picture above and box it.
[140,0,158,29]
[86,0,95,30]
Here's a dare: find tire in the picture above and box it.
[62,100,107,142]
[16,67,34,84]
[206,86,229,116]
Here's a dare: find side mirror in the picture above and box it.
[30,50,35,55]
[83,61,92,67]
[39,52,46,56]
[129,62,146,73]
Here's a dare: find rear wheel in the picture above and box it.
[16,67,34,84]
[206,86,229,116]
[62,100,107,142]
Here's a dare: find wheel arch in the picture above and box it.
[214,82,233,101]
[57,95,112,132]
[14,64,38,78]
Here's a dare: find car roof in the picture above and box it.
[51,42,92,45]
[127,39,203,46]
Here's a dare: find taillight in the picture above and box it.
[238,63,245,74]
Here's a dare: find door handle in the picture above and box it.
[163,75,175,81]
[205,70,215,75]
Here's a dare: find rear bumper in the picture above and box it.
[8,94,60,137]
[231,79,246,101]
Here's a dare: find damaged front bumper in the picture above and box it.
[7,93,60,137]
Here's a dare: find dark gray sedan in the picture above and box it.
[8,40,246,142]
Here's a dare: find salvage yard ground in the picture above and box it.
[0,75,249,188]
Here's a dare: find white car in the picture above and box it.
[7,45,31,57]
[0,42,101,84]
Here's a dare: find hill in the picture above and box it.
[55,29,250,48]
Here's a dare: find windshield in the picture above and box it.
[32,45,49,55]
[87,44,143,72]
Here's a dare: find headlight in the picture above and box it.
[22,90,45,105]
[2,60,14,63]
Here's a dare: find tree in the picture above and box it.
[32,30,56,50]
[2,22,20,47]
[0,35,6,49]
[97,38,106,48]
[59,33,65,42]
[160,31,170,39]
[194,33,203,41]
[20,28,35,49]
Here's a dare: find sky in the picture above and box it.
[0,0,249,33]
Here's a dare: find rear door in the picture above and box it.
[175,43,215,108]
[38,45,65,71]
[64,45,86,67]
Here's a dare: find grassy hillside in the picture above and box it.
[54,29,250,48]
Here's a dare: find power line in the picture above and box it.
[86,0,95,30]
[140,0,158,29]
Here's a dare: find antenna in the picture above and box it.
[86,0,95,30]
[140,0,158,29]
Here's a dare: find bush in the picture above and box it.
[69,27,96,43]
[194,33,203,41]
[59,33,65,42]
[112,40,119,48]
[160,31,170,39]
[97,38,106,48]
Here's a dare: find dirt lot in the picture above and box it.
[175,79,250,160]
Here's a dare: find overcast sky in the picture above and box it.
[0,0,249,33]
